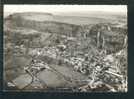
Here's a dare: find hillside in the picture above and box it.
[5,12,113,25]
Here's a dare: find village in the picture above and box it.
[4,11,127,92]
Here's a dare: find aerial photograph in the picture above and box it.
[4,5,127,92]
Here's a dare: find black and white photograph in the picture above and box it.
[3,5,127,92]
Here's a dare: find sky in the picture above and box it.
[4,5,127,17]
